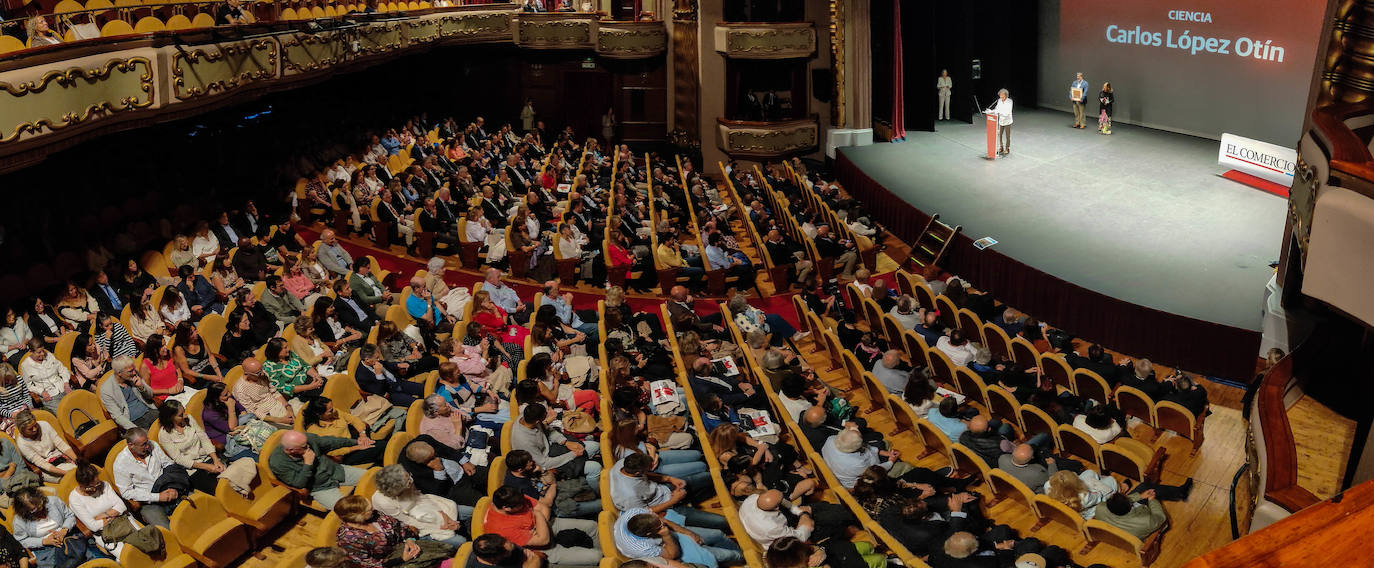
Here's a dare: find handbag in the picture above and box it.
[385,539,455,568]
[649,379,682,416]
[101,514,165,554]
[232,419,278,452]
[68,407,98,438]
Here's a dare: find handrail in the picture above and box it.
[716,115,819,128]
[1255,349,1321,512]
[1228,462,1250,540]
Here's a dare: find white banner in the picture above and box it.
[1218,133,1297,187]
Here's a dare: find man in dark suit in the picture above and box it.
[763,229,811,286]
[1163,374,1210,416]
[813,225,859,279]
[232,237,271,282]
[88,271,124,316]
[479,186,507,229]
[665,286,724,339]
[927,529,1016,568]
[418,198,458,246]
[355,343,425,406]
[503,154,531,194]
[1118,359,1166,399]
[687,356,766,411]
[233,288,278,345]
[236,200,271,239]
[332,280,378,332]
[210,210,245,250]
[1066,343,1124,387]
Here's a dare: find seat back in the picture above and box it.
[1084,519,1145,558]
[1009,337,1040,369]
[1056,424,1102,469]
[840,349,864,391]
[926,347,956,386]
[881,313,903,347]
[1114,385,1155,426]
[901,329,930,370]
[198,313,227,353]
[888,394,921,437]
[352,467,379,499]
[950,443,991,486]
[956,308,984,345]
[915,419,953,463]
[316,512,341,547]
[322,373,363,417]
[1034,494,1087,537]
[1101,442,1150,483]
[861,371,887,413]
[487,456,507,498]
[1019,404,1058,442]
[1072,369,1111,407]
[988,469,1037,513]
[1039,352,1074,393]
[952,367,989,409]
[469,497,490,536]
[405,400,425,434]
[383,432,414,466]
[982,322,1012,362]
[1155,400,1202,454]
[986,386,1022,430]
[912,280,936,312]
[934,295,958,331]
[862,298,884,334]
[791,296,812,337]
[895,269,917,298]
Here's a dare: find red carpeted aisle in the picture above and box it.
[296,227,808,328]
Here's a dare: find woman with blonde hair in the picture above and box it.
[26,16,62,46]
[1044,469,1118,519]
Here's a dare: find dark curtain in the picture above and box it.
[836,151,1260,381]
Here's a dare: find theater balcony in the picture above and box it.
[711,21,815,59]
[0,1,666,170]
[714,115,818,159]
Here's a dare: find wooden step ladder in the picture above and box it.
[905,213,961,271]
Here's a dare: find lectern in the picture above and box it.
[985,112,998,159]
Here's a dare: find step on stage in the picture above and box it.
[837,109,1287,380]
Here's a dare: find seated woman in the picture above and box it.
[13,487,88,567]
[376,321,437,378]
[524,352,598,415]
[728,294,801,348]
[174,321,223,389]
[290,316,334,374]
[607,417,709,489]
[218,310,260,368]
[709,423,815,502]
[13,409,77,483]
[127,285,163,345]
[470,291,527,361]
[1045,469,1119,519]
[92,311,139,360]
[210,255,246,304]
[311,297,364,362]
[334,495,453,568]
[158,287,192,331]
[263,337,325,404]
[69,333,109,391]
[67,460,146,559]
[282,256,326,308]
[202,381,253,459]
[303,396,386,466]
[372,465,469,548]
[157,400,225,494]
[1072,404,1124,444]
[55,281,99,332]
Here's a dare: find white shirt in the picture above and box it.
[936,336,979,368]
[191,233,220,264]
[937,76,952,94]
[991,97,1014,126]
[112,443,176,503]
[779,395,812,423]
[68,482,137,557]
[372,491,460,541]
[738,493,811,548]
[20,355,70,398]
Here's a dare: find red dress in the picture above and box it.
[144,358,178,402]
[608,242,634,278]
[474,308,529,345]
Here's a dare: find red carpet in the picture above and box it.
[1221,169,1290,198]
[296,227,806,328]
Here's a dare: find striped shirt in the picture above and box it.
[0,376,32,418]
[613,508,664,559]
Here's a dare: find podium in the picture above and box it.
[985,112,998,159]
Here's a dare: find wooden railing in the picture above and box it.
[1254,350,1321,513]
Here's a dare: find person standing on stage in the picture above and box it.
[1098,82,1114,135]
[936,70,953,121]
[1070,72,1089,129]
[989,88,1014,156]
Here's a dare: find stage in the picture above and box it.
[836,108,1288,380]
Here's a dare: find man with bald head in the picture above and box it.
[928,529,1017,567]
[664,286,725,339]
[268,429,371,509]
[316,229,353,276]
[233,357,295,426]
[482,268,529,324]
[872,349,911,394]
[739,489,814,548]
[998,443,1057,493]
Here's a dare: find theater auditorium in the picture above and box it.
[0,0,1367,567]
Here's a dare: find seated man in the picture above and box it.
[609,452,726,531]
[958,416,1013,468]
[615,507,743,567]
[509,403,601,486]
[348,258,393,318]
[1163,373,1210,417]
[401,439,485,507]
[1093,492,1168,540]
[268,430,372,509]
[928,530,1017,568]
[541,280,599,342]
[913,310,945,347]
[687,357,766,411]
[655,233,704,288]
[889,296,922,330]
[504,449,601,519]
[703,231,756,291]
[468,534,543,568]
[812,225,859,279]
[872,350,911,395]
[332,279,379,332]
[100,356,159,430]
[926,397,971,441]
[355,344,426,406]
[739,488,856,549]
[998,444,1057,493]
[482,268,530,325]
[111,428,179,528]
[176,264,223,316]
[261,274,305,327]
[484,485,601,566]
[232,357,296,427]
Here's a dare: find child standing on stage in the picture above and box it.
[1098,82,1114,135]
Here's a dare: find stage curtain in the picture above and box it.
[836,152,1260,381]
[890,0,905,140]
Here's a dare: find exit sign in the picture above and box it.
[581,61,597,69]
